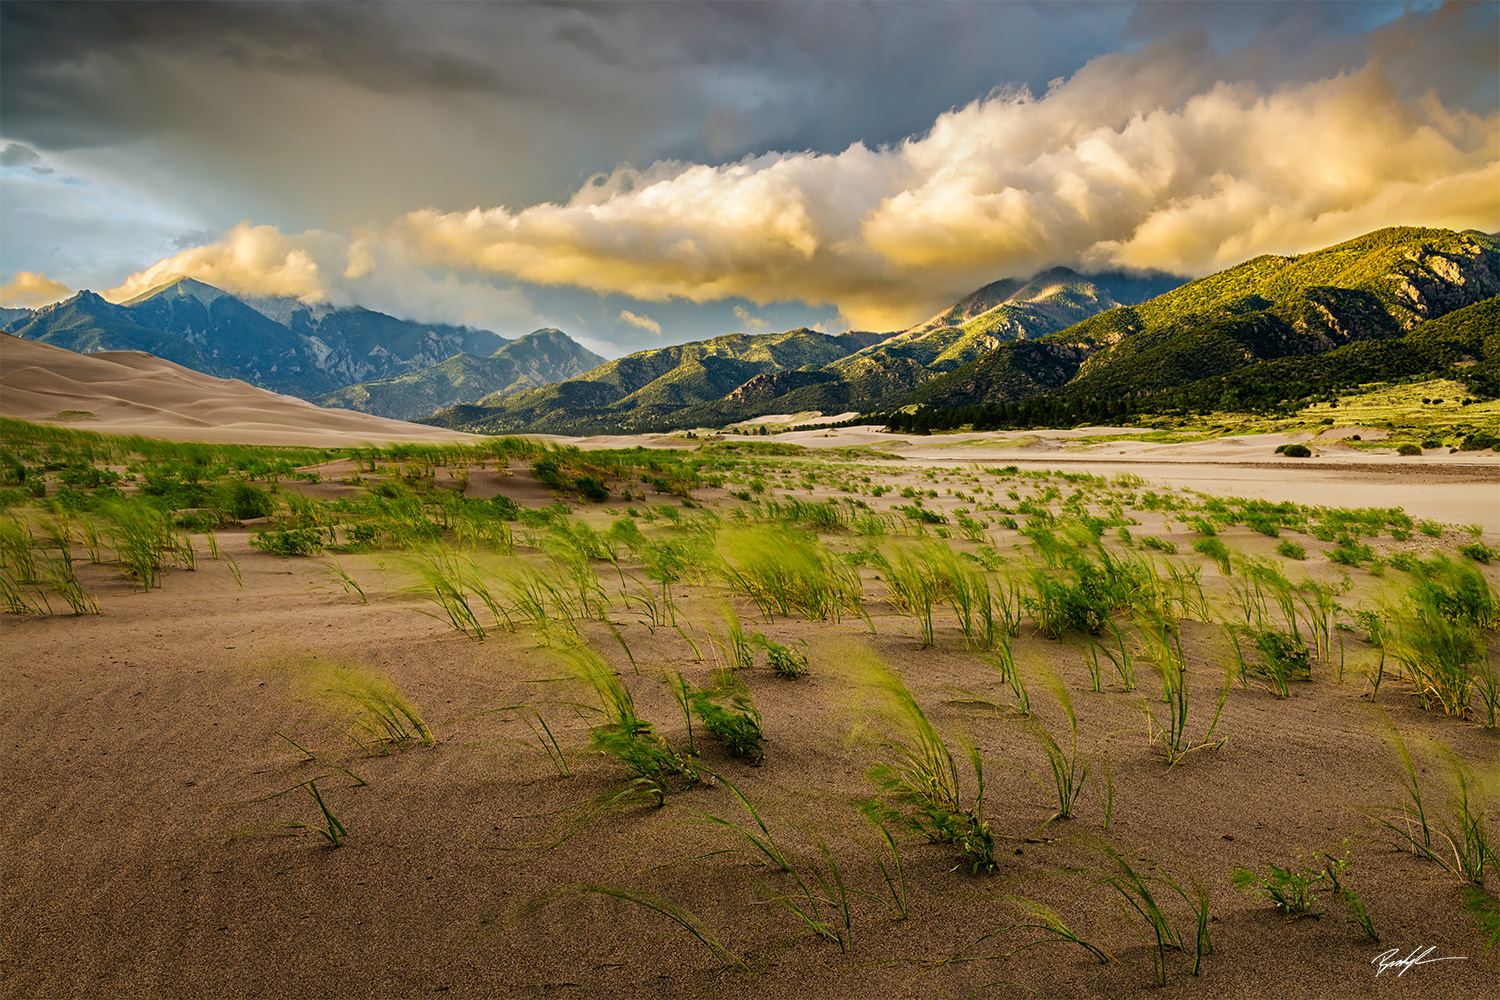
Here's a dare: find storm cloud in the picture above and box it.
[4,2,1496,343]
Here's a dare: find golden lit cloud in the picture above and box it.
[733,304,768,331]
[618,309,661,336]
[110,43,1500,332]
[105,222,337,304]
[0,270,72,308]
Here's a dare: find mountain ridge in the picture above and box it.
[6,280,588,402]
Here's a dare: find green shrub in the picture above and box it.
[482,495,518,520]
[574,475,609,502]
[1275,541,1306,560]
[1458,432,1498,452]
[1459,541,1498,564]
[530,457,568,490]
[1396,443,1423,456]
[1327,542,1375,567]
[1247,517,1280,537]
[1281,444,1312,458]
[229,482,275,520]
[251,527,326,557]
[1140,536,1177,554]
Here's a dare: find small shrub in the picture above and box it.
[251,527,326,557]
[1140,536,1177,554]
[574,475,609,502]
[1281,444,1312,458]
[229,482,275,520]
[1459,541,1497,564]
[689,674,764,764]
[754,635,809,679]
[1230,851,1377,940]
[1275,540,1306,560]
[531,456,568,490]
[1396,443,1423,456]
[1327,542,1375,567]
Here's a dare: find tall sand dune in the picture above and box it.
[0,334,480,446]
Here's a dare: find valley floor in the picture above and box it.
[2,437,1498,999]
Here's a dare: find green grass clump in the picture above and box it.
[1275,540,1306,560]
[1029,672,1091,822]
[1138,612,1228,765]
[561,646,697,804]
[688,672,764,763]
[1191,537,1231,574]
[1366,725,1496,885]
[720,527,863,622]
[1376,556,1496,719]
[1097,846,1212,983]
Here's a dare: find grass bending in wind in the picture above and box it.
[719,526,865,623]
[559,645,698,805]
[283,656,434,754]
[846,648,995,874]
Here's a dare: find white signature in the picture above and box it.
[1371,945,1467,977]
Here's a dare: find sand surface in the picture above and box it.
[3,342,1499,999]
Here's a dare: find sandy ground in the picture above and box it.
[3,343,1499,999]
[3,496,1497,999]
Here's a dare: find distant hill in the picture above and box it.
[431,327,886,434]
[424,269,1179,434]
[727,267,1184,416]
[896,227,1500,416]
[315,328,605,421]
[9,277,512,398]
[0,307,35,330]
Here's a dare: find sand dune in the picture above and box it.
[0,334,481,446]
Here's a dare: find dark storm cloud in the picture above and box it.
[1,142,42,167]
[0,1,1140,220]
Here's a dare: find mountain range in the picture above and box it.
[428,266,1183,434]
[2,277,599,407]
[313,328,605,421]
[6,226,1496,435]
[898,226,1499,415]
[422,226,1499,434]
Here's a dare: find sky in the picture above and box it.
[2,1,1497,358]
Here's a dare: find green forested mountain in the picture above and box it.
[315,328,605,420]
[899,227,1499,414]
[437,328,886,433]
[729,267,1182,416]
[425,268,1180,433]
